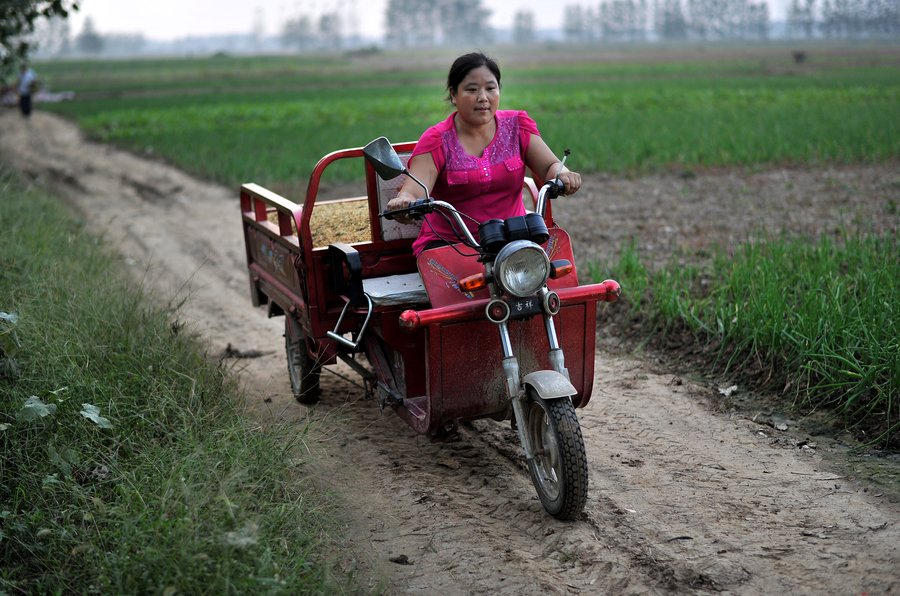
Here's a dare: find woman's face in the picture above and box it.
[451,65,500,128]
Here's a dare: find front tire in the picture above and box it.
[524,392,588,520]
[285,315,321,404]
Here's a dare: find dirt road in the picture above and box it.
[2,110,897,594]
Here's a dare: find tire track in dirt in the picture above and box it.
[3,111,897,594]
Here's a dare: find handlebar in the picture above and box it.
[534,179,565,217]
[381,199,480,248]
[382,178,566,250]
[380,198,433,221]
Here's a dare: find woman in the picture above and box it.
[386,52,582,255]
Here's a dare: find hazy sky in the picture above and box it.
[69,0,789,42]
[69,0,566,41]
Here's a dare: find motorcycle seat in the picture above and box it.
[363,272,428,306]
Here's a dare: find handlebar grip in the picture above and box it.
[381,199,432,221]
[548,178,566,199]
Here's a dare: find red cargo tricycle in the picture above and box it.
[240,137,619,519]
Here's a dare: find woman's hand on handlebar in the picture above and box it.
[555,170,582,195]
[386,192,420,224]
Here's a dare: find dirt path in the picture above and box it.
[2,110,897,594]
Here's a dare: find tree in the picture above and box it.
[32,14,71,56]
[0,0,79,68]
[600,0,646,41]
[101,33,144,56]
[384,0,437,47]
[656,0,688,39]
[440,0,492,45]
[513,9,535,44]
[563,4,589,41]
[786,0,817,38]
[74,15,102,53]
[319,13,342,49]
[281,15,314,50]
[251,6,264,52]
[383,0,491,47]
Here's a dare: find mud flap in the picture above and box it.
[522,370,577,400]
[513,370,577,461]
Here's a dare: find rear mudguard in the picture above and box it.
[522,370,577,400]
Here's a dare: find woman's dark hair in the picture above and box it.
[446,52,501,101]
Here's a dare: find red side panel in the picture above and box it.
[434,301,594,423]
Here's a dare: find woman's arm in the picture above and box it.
[386,152,439,221]
[524,134,582,195]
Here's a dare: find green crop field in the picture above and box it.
[35,44,900,197]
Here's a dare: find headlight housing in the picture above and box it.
[494,240,550,297]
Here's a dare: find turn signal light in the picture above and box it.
[550,260,574,279]
[459,273,487,292]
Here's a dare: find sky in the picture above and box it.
[69,0,565,42]
[69,0,790,42]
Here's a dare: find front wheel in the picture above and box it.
[524,392,588,520]
[285,315,321,404]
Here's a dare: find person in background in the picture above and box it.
[386,51,582,256]
[16,63,37,119]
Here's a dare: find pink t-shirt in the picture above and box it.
[410,110,539,255]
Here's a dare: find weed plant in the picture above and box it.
[599,232,899,446]
[0,168,346,593]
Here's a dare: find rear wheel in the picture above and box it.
[285,315,321,404]
[524,392,588,520]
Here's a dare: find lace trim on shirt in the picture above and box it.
[442,113,520,171]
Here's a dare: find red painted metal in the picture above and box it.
[416,227,579,309]
[241,140,613,437]
[398,283,610,330]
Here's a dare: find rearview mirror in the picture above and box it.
[363,137,406,180]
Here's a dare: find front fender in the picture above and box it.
[522,370,576,400]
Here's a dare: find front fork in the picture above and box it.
[499,312,571,461]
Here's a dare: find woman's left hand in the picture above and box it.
[557,170,582,195]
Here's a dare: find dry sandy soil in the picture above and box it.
[2,110,898,594]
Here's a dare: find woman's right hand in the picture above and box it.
[386,192,419,224]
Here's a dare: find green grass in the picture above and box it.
[0,167,349,593]
[595,232,899,446]
[33,45,900,194]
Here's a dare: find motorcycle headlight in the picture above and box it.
[494,240,550,297]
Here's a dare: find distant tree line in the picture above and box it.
[383,0,492,47]
[13,0,898,63]
[787,0,900,38]
[280,12,344,51]
[561,0,771,41]
[29,15,145,57]
[562,0,898,42]
[282,0,494,50]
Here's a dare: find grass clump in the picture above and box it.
[598,232,899,447]
[0,167,348,593]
